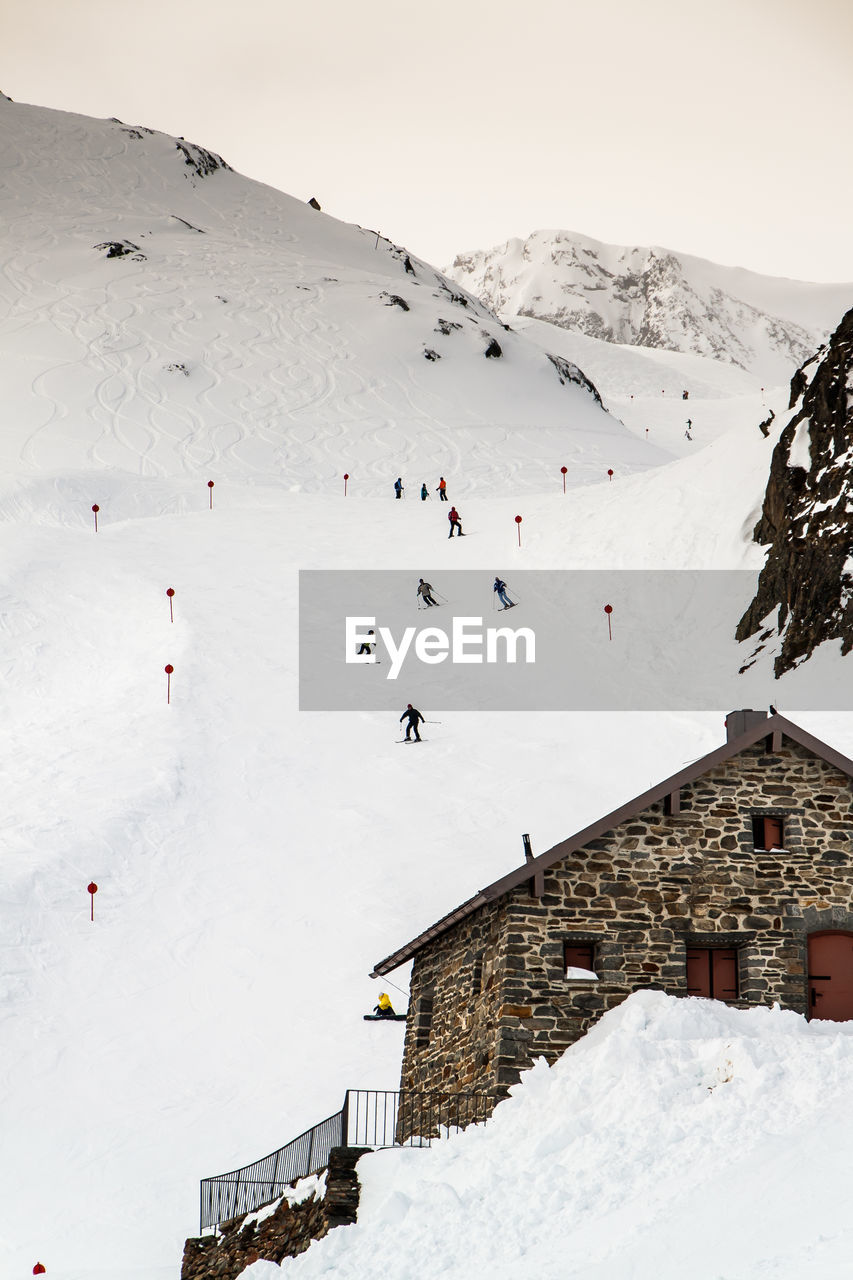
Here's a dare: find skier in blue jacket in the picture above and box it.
[494,577,514,609]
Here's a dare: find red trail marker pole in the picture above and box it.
[165,664,174,704]
[607,469,613,482]
[560,465,567,493]
[344,472,349,496]
[87,882,98,922]
[515,514,522,547]
[604,604,613,641]
[92,504,99,532]
[207,480,214,509]
[166,587,175,622]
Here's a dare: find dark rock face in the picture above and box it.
[175,140,232,179]
[484,337,502,358]
[546,353,602,406]
[93,240,146,260]
[736,307,853,676]
[381,293,410,311]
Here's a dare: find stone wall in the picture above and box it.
[181,1147,367,1280]
[400,738,853,1097]
[401,897,508,1095]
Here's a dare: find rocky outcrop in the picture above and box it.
[174,139,232,179]
[736,307,853,675]
[181,1147,368,1280]
[546,353,602,405]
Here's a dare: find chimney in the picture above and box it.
[725,709,768,742]
[522,833,533,863]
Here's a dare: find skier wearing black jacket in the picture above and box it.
[400,704,424,741]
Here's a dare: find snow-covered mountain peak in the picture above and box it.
[447,228,853,384]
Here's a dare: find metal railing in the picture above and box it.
[199,1090,497,1232]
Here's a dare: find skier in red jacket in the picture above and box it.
[448,506,463,537]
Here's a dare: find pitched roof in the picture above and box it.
[370,714,853,977]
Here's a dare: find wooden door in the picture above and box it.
[808,933,853,1021]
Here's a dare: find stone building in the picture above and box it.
[371,711,853,1097]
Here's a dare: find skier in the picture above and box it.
[400,703,424,741]
[420,482,429,501]
[394,477,404,499]
[447,506,463,537]
[493,577,514,609]
[437,477,448,501]
[357,629,375,656]
[684,419,693,441]
[417,578,438,607]
[373,992,396,1017]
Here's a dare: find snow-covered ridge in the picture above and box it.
[447,229,853,384]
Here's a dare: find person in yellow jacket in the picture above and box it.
[373,992,396,1017]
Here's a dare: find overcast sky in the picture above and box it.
[6,0,853,280]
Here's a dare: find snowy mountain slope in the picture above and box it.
[447,229,853,385]
[243,991,853,1280]
[0,94,851,1280]
[513,315,774,458]
[0,96,664,501]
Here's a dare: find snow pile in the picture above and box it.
[243,991,853,1280]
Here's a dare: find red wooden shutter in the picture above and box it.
[763,816,783,849]
[565,943,595,972]
[711,949,738,998]
[687,949,711,996]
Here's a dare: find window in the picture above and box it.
[752,815,784,850]
[686,948,738,1000]
[564,942,598,980]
